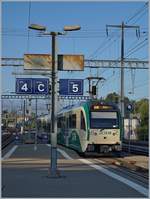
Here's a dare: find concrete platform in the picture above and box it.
[2,144,148,198]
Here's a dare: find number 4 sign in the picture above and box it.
[21,83,29,92]
[16,79,32,94]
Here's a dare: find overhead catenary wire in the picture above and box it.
[90,38,148,91]
[99,30,148,97]
[125,2,148,24]
[27,1,31,53]
[130,68,136,94]
[85,7,147,71]
[134,82,148,89]
[87,2,148,62]
[125,38,143,56]
[1,28,148,35]
[125,41,148,58]
[89,38,120,59]
[88,37,112,59]
[125,38,148,57]
[131,9,148,25]
[104,3,147,61]
[1,26,147,40]
[101,69,148,99]
[2,3,148,102]
[91,36,147,84]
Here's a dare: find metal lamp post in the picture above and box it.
[28,24,80,177]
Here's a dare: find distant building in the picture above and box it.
[124,117,140,140]
[17,115,30,123]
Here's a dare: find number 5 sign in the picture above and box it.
[16,78,49,94]
[68,80,83,95]
[59,79,83,96]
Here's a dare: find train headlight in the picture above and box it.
[91,130,97,135]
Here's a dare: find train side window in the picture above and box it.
[66,117,69,129]
[81,111,86,130]
[61,116,65,129]
[72,114,76,128]
[69,115,72,128]
[69,114,76,128]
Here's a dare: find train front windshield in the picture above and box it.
[90,111,119,129]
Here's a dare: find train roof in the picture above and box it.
[58,99,119,114]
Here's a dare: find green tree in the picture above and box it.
[104,93,149,140]
[135,98,149,140]
[104,92,130,117]
[105,92,119,104]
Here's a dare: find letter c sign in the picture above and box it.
[38,83,45,92]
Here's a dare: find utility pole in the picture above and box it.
[23,99,26,133]
[28,98,32,140]
[106,22,140,140]
[34,98,38,151]
[50,32,58,177]
[128,113,131,153]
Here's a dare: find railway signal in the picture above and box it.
[126,103,134,112]
[126,103,134,153]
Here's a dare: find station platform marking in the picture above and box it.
[2,145,18,160]
[79,159,148,197]
[47,144,148,197]
[46,144,73,160]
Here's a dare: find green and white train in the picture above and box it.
[57,100,122,154]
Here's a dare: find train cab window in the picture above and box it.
[80,111,86,131]
[90,111,118,128]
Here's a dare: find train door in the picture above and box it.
[80,110,86,139]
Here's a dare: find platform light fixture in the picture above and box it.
[28,23,81,178]
[28,24,46,31]
[63,25,81,31]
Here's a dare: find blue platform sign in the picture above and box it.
[59,79,83,95]
[16,78,32,94]
[16,78,49,94]
[33,78,49,94]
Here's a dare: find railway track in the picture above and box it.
[94,157,148,187]
[122,143,148,155]
[2,133,14,149]
[2,132,148,156]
